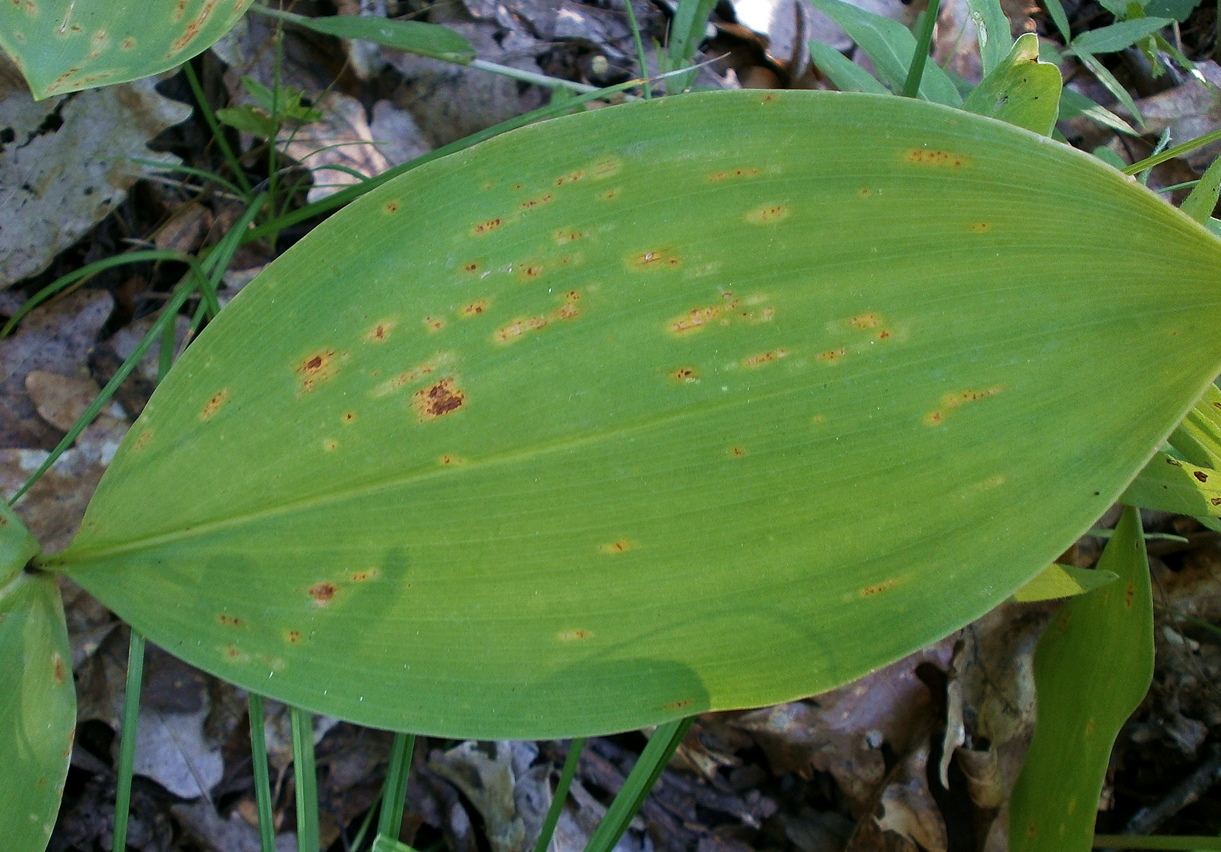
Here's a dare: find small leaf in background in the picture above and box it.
[1145,0,1205,21]
[808,41,890,94]
[966,0,1015,75]
[1181,154,1221,224]
[962,33,1062,135]
[1169,383,1221,468]
[0,502,75,852]
[806,0,962,104]
[1010,563,1119,603]
[258,8,475,65]
[1009,506,1154,851]
[1121,451,1221,517]
[1069,17,1174,54]
[0,0,254,99]
[48,91,1221,740]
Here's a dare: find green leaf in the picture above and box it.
[962,33,1062,135]
[966,0,1014,75]
[0,504,74,852]
[1074,49,1145,129]
[1010,507,1154,851]
[1043,0,1073,43]
[1011,563,1118,602]
[1070,17,1174,54]
[806,0,962,104]
[1145,0,1203,21]
[259,7,474,64]
[664,0,718,91]
[50,91,1221,739]
[1181,155,1221,225]
[1122,451,1221,516]
[216,106,279,139]
[1169,383,1221,468]
[0,0,254,99]
[808,42,890,94]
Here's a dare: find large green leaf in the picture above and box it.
[0,0,253,99]
[48,91,1221,739]
[0,503,74,851]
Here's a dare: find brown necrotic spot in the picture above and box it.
[967,221,991,233]
[217,614,243,627]
[323,438,339,452]
[471,217,503,236]
[1125,582,1135,607]
[742,349,787,368]
[629,248,680,270]
[520,193,554,210]
[662,698,694,712]
[52,653,65,684]
[296,349,339,393]
[670,366,700,383]
[351,568,379,582]
[591,156,622,179]
[861,578,899,596]
[554,228,589,244]
[120,37,135,49]
[366,320,395,342]
[707,167,760,182]
[729,446,747,457]
[286,630,301,644]
[746,203,790,224]
[554,169,586,185]
[200,389,229,420]
[413,377,465,420]
[847,312,882,330]
[519,262,545,281]
[599,540,634,555]
[133,430,153,451]
[1194,470,1209,483]
[558,628,593,641]
[497,316,549,342]
[923,410,945,426]
[439,454,466,466]
[309,582,337,606]
[384,201,401,214]
[460,300,489,317]
[903,148,970,167]
[424,316,445,332]
[816,347,846,364]
[462,260,480,273]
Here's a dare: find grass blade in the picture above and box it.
[248,693,277,852]
[376,732,416,843]
[291,706,320,852]
[533,738,586,852]
[112,630,147,852]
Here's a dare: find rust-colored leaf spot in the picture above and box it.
[133,430,153,451]
[669,366,700,383]
[742,349,787,368]
[52,653,65,685]
[384,201,401,214]
[662,698,694,712]
[599,540,634,555]
[309,582,337,606]
[1211,496,1221,506]
[554,169,586,185]
[120,37,135,49]
[286,630,301,645]
[554,290,581,320]
[708,167,760,182]
[351,568,379,582]
[923,409,945,426]
[816,347,847,364]
[1125,582,1135,608]
[629,248,681,270]
[424,316,445,332]
[876,328,892,340]
[462,260,481,273]
[519,263,545,281]
[591,156,622,179]
[760,93,777,103]
[746,203,790,225]
[497,316,549,342]
[861,578,899,597]
[520,193,554,210]
[200,388,228,420]
[413,377,465,420]
[1084,717,1096,736]
[223,644,243,660]
[471,217,503,236]
[967,221,991,233]
[217,614,244,627]
[342,412,356,424]
[847,312,882,330]
[599,188,621,201]
[669,305,722,334]
[365,320,395,342]
[729,445,747,457]
[943,386,1003,409]
[323,438,339,452]
[553,228,589,244]
[1193,470,1209,483]
[460,299,489,317]
[558,628,593,641]
[296,349,339,393]
[857,187,875,197]
[439,454,467,466]
[903,148,970,167]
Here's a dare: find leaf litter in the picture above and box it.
[0,0,1218,849]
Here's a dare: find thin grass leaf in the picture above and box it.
[1043,0,1073,42]
[663,0,718,92]
[1009,506,1154,851]
[586,718,693,852]
[376,733,415,843]
[1059,88,1138,136]
[1010,563,1118,602]
[48,91,1221,739]
[248,694,277,852]
[1180,155,1221,223]
[621,0,653,99]
[1125,126,1221,174]
[533,738,586,852]
[112,630,147,852]
[1075,49,1145,128]
[255,6,474,63]
[1169,384,1221,468]
[901,0,941,98]
[291,706,320,852]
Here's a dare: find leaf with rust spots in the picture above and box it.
[51,90,1221,743]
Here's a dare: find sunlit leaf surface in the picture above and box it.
[51,91,1221,738]
[0,0,253,99]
